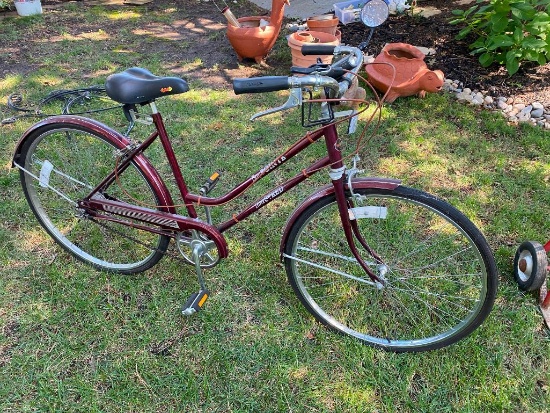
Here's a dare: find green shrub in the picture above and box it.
[0,0,13,10]
[450,0,550,75]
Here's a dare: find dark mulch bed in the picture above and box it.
[341,0,550,106]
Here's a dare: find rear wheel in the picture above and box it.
[18,124,170,273]
[283,186,498,352]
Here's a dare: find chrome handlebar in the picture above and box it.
[233,46,363,120]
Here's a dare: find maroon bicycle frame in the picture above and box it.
[12,104,399,283]
[77,109,389,282]
[80,110,341,234]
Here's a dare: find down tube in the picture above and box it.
[217,157,330,232]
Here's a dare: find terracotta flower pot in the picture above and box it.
[227,17,280,63]
[306,14,339,36]
[225,0,289,64]
[287,31,340,68]
[294,31,317,43]
[365,42,444,102]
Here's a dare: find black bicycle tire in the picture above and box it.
[283,185,498,352]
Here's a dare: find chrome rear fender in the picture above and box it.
[12,115,177,214]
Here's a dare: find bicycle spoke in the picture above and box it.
[19,124,170,273]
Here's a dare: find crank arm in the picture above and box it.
[250,87,302,121]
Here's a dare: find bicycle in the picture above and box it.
[11,0,497,352]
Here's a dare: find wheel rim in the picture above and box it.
[287,192,490,350]
[517,251,534,283]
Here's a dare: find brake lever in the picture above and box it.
[250,87,303,121]
[332,109,359,134]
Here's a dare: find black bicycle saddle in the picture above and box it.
[105,67,189,105]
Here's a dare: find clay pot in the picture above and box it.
[287,31,340,68]
[306,14,339,36]
[225,0,289,64]
[294,31,317,43]
[226,17,280,64]
[365,42,444,103]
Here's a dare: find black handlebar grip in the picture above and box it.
[301,44,336,56]
[233,76,290,95]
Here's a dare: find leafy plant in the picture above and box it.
[0,0,13,10]
[450,0,550,75]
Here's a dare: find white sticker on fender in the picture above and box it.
[348,206,387,220]
[39,160,54,188]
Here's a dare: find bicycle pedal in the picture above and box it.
[181,289,209,316]
[199,172,220,195]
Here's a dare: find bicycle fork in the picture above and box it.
[330,167,386,287]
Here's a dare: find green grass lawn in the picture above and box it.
[1,2,550,412]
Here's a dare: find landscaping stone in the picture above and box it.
[532,108,544,118]
[443,77,550,129]
[497,100,508,110]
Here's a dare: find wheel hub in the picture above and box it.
[517,252,533,281]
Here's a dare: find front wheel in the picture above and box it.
[283,186,498,352]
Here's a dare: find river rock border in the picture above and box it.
[443,79,550,130]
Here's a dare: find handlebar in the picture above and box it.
[233,75,340,97]
[301,44,337,56]
[233,46,363,97]
[232,45,364,120]
[233,76,291,95]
